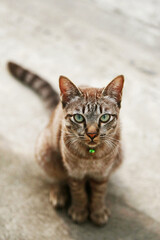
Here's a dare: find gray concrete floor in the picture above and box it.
[0,0,160,239]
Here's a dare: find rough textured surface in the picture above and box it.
[0,0,160,239]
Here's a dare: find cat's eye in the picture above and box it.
[74,114,85,123]
[100,114,110,123]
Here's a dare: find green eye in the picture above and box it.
[100,114,110,123]
[74,114,85,123]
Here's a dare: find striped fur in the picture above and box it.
[89,178,110,225]
[7,62,59,109]
[68,178,88,223]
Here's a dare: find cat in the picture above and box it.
[8,62,124,226]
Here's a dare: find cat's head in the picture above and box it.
[59,75,124,148]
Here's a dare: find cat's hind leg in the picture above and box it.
[49,184,69,208]
[35,127,68,208]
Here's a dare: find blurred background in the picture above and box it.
[0,0,160,239]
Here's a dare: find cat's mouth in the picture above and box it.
[78,134,99,147]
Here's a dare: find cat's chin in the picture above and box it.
[87,142,99,147]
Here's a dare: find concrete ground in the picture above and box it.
[0,0,160,239]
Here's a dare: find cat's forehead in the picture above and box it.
[75,99,117,115]
[66,87,118,115]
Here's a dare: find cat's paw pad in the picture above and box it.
[90,207,110,226]
[49,187,68,208]
[68,205,88,223]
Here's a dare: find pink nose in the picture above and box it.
[87,132,97,139]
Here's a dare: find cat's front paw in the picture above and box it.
[90,206,110,226]
[68,205,88,223]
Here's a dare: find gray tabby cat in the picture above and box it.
[8,62,124,225]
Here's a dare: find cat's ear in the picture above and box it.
[59,76,82,107]
[102,75,124,108]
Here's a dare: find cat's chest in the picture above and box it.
[77,159,113,179]
[63,152,114,179]
[61,138,118,179]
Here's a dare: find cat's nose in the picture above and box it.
[86,125,98,140]
[87,132,98,140]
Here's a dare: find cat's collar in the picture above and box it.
[89,149,95,154]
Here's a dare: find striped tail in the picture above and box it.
[7,62,59,109]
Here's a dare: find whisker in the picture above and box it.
[101,135,121,143]
[103,137,119,149]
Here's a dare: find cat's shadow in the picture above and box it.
[1,144,160,240]
[54,183,160,240]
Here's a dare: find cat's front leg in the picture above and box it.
[89,178,110,226]
[68,178,88,223]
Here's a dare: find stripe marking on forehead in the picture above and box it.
[81,102,104,115]
[96,103,102,114]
